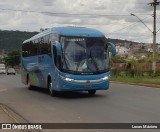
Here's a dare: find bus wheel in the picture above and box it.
[48,79,57,97]
[88,90,96,95]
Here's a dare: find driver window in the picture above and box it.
[53,45,60,68]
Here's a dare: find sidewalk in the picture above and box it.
[0,103,37,132]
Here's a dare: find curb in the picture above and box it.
[0,103,42,132]
[111,81,160,88]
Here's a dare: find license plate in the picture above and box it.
[84,85,92,89]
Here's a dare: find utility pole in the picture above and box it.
[149,0,160,76]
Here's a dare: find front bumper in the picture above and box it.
[59,75,110,91]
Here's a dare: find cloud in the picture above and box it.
[0,0,160,43]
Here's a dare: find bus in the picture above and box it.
[21,27,116,96]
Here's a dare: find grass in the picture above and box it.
[110,75,160,86]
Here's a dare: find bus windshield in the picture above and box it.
[61,37,109,74]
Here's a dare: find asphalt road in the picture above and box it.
[0,74,160,132]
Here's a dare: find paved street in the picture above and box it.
[0,74,160,132]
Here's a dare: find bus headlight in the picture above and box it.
[64,77,74,82]
[60,76,74,82]
[102,76,109,81]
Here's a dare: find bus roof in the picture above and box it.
[23,27,105,43]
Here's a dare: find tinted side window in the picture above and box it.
[22,42,29,57]
[22,41,38,57]
[30,41,38,56]
[33,39,39,56]
[40,36,51,55]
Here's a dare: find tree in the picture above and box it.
[125,57,138,77]
[4,50,20,67]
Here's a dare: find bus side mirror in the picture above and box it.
[107,42,116,57]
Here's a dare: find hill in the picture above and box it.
[0,30,141,52]
[0,30,38,51]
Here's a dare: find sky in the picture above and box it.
[0,0,160,43]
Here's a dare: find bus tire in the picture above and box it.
[88,90,96,95]
[48,78,57,97]
[27,75,34,90]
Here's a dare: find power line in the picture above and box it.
[111,2,148,5]
[0,8,151,17]
[108,16,151,34]
[0,8,131,17]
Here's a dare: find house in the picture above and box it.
[116,45,130,57]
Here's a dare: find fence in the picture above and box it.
[111,63,160,76]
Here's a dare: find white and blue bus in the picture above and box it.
[21,27,116,96]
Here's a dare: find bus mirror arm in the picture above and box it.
[107,42,116,56]
[55,41,62,56]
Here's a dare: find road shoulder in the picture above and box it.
[111,81,160,88]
